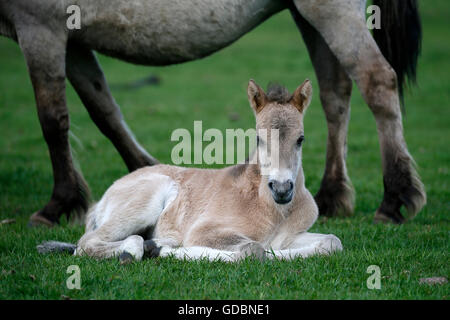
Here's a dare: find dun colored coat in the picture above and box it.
[39,80,343,262]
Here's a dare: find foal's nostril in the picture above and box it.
[269,179,293,196]
[287,180,294,192]
[269,179,294,204]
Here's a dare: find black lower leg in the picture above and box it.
[143,240,161,258]
[375,153,425,224]
[376,194,404,224]
[29,82,90,225]
[315,177,354,217]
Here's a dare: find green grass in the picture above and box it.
[0,1,449,299]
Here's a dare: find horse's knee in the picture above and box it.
[319,80,352,127]
[362,64,400,119]
[321,95,349,123]
[32,79,69,140]
[40,110,69,140]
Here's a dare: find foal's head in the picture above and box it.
[247,79,312,205]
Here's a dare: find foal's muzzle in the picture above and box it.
[268,179,294,204]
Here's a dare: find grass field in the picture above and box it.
[0,1,448,299]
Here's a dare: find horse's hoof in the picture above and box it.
[374,209,405,225]
[119,251,134,265]
[28,212,57,228]
[143,240,161,259]
[314,180,355,217]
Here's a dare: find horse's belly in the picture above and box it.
[78,25,229,66]
[73,0,282,65]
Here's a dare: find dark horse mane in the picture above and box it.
[373,0,422,106]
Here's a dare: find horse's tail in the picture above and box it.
[0,5,17,41]
[37,241,77,255]
[0,19,16,40]
[372,0,422,105]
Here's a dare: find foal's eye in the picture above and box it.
[297,135,305,147]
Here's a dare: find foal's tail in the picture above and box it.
[372,0,422,105]
[37,241,77,255]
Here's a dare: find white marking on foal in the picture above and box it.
[119,235,144,260]
[93,173,178,230]
[268,168,294,184]
[147,175,179,223]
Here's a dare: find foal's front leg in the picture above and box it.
[151,229,267,262]
[150,242,266,262]
[271,232,343,260]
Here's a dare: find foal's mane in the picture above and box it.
[265,83,292,104]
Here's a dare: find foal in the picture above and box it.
[40,79,342,262]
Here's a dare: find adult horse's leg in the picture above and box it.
[66,43,158,171]
[292,0,426,223]
[16,26,89,226]
[291,11,355,216]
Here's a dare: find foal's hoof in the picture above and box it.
[374,209,405,225]
[143,240,161,259]
[28,212,57,228]
[119,251,134,265]
[236,242,266,261]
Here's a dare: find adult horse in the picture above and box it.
[0,0,425,225]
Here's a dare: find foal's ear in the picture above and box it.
[291,79,313,113]
[247,79,267,113]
